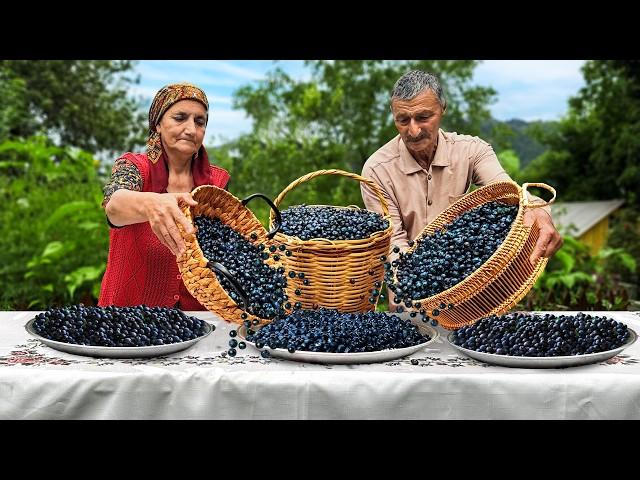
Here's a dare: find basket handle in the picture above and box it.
[269,169,390,225]
[241,193,282,239]
[522,182,556,209]
[207,261,250,311]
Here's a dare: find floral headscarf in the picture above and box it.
[147,83,209,164]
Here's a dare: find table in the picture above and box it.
[1,310,639,419]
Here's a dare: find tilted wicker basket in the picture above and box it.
[268,169,393,312]
[176,185,283,325]
[395,181,556,330]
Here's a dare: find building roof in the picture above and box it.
[550,199,625,237]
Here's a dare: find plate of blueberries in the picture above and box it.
[25,305,213,358]
[237,308,439,364]
[447,312,637,368]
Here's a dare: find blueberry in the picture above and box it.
[249,308,431,354]
[386,202,518,305]
[31,305,210,347]
[193,216,288,320]
[279,205,389,241]
[450,312,629,357]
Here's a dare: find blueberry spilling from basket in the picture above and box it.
[31,305,210,347]
[246,308,430,353]
[280,205,389,241]
[450,312,630,357]
[194,216,287,319]
[386,201,518,302]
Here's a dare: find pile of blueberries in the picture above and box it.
[280,205,389,241]
[450,312,631,357]
[386,201,518,303]
[246,308,431,353]
[195,216,288,319]
[31,304,210,347]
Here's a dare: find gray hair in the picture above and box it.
[391,70,446,110]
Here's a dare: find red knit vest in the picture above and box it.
[98,153,230,310]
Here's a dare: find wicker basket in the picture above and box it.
[394,181,556,330]
[176,185,283,325]
[268,169,393,312]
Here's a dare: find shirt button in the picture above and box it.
[176,274,182,280]
[428,200,433,206]
[428,174,432,180]
[173,294,180,301]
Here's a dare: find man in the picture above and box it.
[360,70,562,305]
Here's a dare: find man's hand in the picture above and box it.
[523,208,563,266]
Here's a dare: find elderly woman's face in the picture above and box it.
[156,100,207,160]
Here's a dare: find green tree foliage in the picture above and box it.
[0,137,109,309]
[496,149,521,180]
[522,60,640,208]
[213,60,496,224]
[607,207,640,287]
[0,60,147,155]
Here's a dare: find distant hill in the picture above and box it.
[480,118,557,169]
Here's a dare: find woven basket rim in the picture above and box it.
[178,184,282,324]
[392,180,535,306]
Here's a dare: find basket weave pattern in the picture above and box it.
[402,181,555,330]
[269,169,393,312]
[177,185,279,325]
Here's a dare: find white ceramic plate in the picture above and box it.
[446,328,637,368]
[238,319,439,364]
[24,317,213,358]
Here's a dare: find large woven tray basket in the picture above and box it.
[268,169,393,312]
[176,185,282,325]
[398,181,556,330]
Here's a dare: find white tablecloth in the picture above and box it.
[1,310,639,419]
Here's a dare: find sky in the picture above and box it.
[132,60,586,146]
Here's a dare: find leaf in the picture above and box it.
[64,264,106,299]
[554,250,575,273]
[570,272,594,284]
[618,253,637,273]
[27,299,44,309]
[45,201,95,230]
[41,241,64,258]
[77,221,100,231]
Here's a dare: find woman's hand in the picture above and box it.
[523,208,563,266]
[144,192,198,257]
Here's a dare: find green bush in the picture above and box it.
[518,236,636,311]
[0,137,109,309]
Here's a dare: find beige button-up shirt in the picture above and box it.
[361,129,517,257]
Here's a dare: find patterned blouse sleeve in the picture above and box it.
[102,158,143,208]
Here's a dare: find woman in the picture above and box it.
[98,83,230,310]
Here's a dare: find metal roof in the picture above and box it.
[550,199,625,237]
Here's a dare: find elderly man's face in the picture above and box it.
[391,89,444,158]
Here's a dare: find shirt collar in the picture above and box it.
[398,129,449,174]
